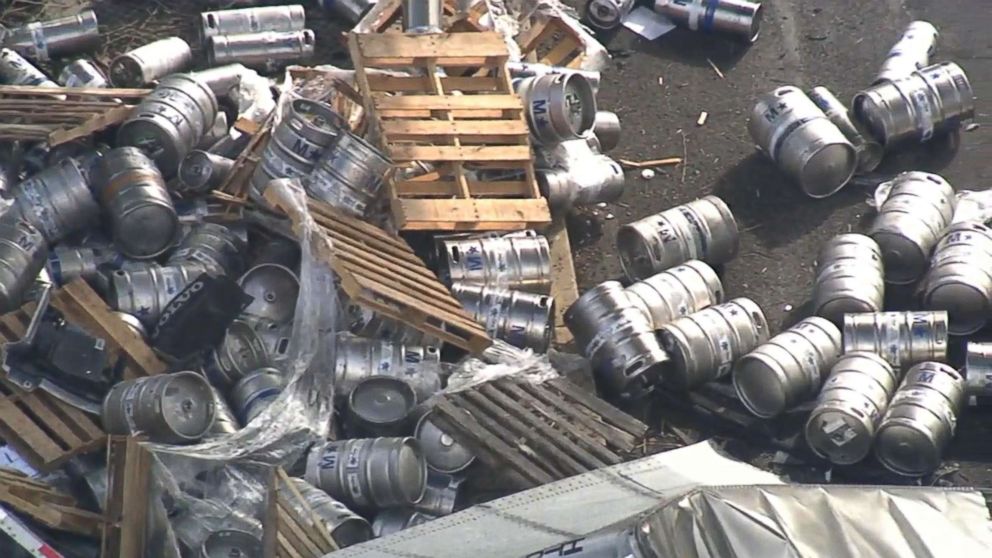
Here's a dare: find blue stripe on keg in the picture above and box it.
[770,116,815,162]
[238,387,282,424]
[46,255,63,285]
[702,0,719,32]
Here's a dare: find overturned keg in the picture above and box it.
[114,311,148,341]
[305,130,391,217]
[346,376,418,438]
[102,371,216,444]
[854,62,974,148]
[452,283,554,352]
[807,86,884,174]
[58,59,109,88]
[11,157,99,244]
[584,0,634,31]
[414,471,463,517]
[875,361,965,476]
[372,508,435,537]
[625,260,724,329]
[733,317,842,418]
[200,5,306,39]
[110,37,193,87]
[538,140,624,213]
[190,64,248,99]
[168,223,247,278]
[239,263,300,323]
[288,479,373,548]
[230,367,285,424]
[843,311,948,369]
[592,110,621,152]
[805,352,898,465]
[965,342,992,400]
[207,385,241,436]
[920,222,992,335]
[305,437,427,510]
[47,246,120,286]
[402,0,443,34]
[109,262,208,327]
[506,62,602,93]
[414,410,476,474]
[0,217,48,313]
[439,231,552,293]
[658,298,769,391]
[0,48,59,88]
[617,195,739,281]
[207,319,272,388]
[318,0,377,24]
[334,334,442,401]
[200,530,261,558]
[515,73,597,145]
[868,171,956,285]
[749,86,857,198]
[3,10,100,62]
[812,234,885,325]
[179,151,235,193]
[207,30,316,72]
[653,0,763,43]
[875,21,939,84]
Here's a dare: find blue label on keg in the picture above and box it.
[466,246,484,271]
[531,99,549,128]
[319,451,338,470]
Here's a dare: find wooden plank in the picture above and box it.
[354,32,509,59]
[14,395,84,449]
[548,219,579,346]
[394,180,533,197]
[381,119,527,137]
[542,36,582,68]
[277,468,336,552]
[516,381,637,451]
[365,74,503,93]
[49,105,135,146]
[375,94,522,111]
[392,198,551,231]
[338,271,484,333]
[335,252,470,316]
[546,378,649,437]
[388,145,531,162]
[0,85,151,97]
[0,399,63,466]
[277,503,323,557]
[349,292,490,354]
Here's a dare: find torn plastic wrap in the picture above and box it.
[443,340,559,393]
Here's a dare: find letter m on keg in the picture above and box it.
[917,371,936,384]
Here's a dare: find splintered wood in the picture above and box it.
[275,469,338,558]
[0,468,103,537]
[517,16,589,68]
[429,377,649,488]
[350,32,551,231]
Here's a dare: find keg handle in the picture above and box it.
[0,284,53,391]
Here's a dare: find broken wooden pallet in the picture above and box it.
[517,15,590,69]
[350,31,552,231]
[0,468,104,537]
[274,469,338,558]
[429,376,648,488]
[102,436,151,558]
[548,219,579,346]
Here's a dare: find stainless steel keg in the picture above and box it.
[592,111,621,152]
[289,478,373,548]
[653,0,764,43]
[372,508,435,537]
[114,311,148,340]
[402,0,443,34]
[207,319,272,388]
[109,262,207,327]
[101,371,216,444]
[305,437,428,510]
[58,59,109,88]
[808,86,884,174]
[168,223,247,278]
[439,231,552,293]
[657,297,769,391]
[11,157,99,244]
[46,246,117,286]
[413,410,476,474]
[812,234,885,325]
[239,263,300,323]
[0,217,47,313]
[200,530,261,558]
[843,311,948,369]
[3,10,100,62]
[200,5,306,39]
[414,471,463,517]
[585,0,634,31]
[506,62,602,93]
[189,64,247,98]
[207,30,316,72]
[451,283,554,352]
[868,171,956,285]
[207,385,241,435]
[318,0,378,24]
[617,195,739,281]
[874,21,940,85]
[749,86,857,198]
[229,367,285,424]
[333,334,442,401]
[564,280,631,350]
[875,361,965,476]
[515,73,597,145]
[109,37,193,87]
[805,352,898,465]
[179,150,235,193]
[965,342,992,399]
[921,222,992,335]
[0,48,58,88]
[305,130,391,217]
[346,376,418,437]
[625,260,724,329]
[536,169,578,213]
[854,62,974,147]
[733,317,842,418]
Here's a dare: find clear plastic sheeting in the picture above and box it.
[490,0,611,71]
[443,339,559,393]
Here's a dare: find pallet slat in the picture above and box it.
[394,180,533,197]
[355,32,509,59]
[392,198,551,231]
[380,119,528,136]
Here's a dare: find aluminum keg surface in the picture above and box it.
[875,415,944,476]
[200,530,262,558]
[159,373,216,439]
[393,439,429,505]
[924,276,990,335]
[414,411,476,473]
[115,204,180,258]
[349,376,416,425]
[797,138,858,198]
[239,264,300,323]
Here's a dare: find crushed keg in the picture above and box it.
[109,262,208,327]
[0,48,59,88]
[868,171,956,285]
[334,334,442,402]
[438,231,552,293]
[451,283,554,352]
[617,195,739,281]
[117,74,219,176]
[843,311,948,370]
[965,342,992,401]
[372,508,435,537]
[168,223,247,278]
[413,410,476,474]
[11,157,99,244]
[653,0,763,43]
[289,478,373,548]
[920,222,992,335]
[807,86,884,174]
[749,86,857,198]
[101,371,216,444]
[179,151,235,193]
[624,260,724,329]
[3,10,100,62]
[733,317,842,418]
[345,376,418,437]
[305,437,427,510]
[0,217,48,313]
[514,73,597,145]
[200,5,306,39]
[305,130,392,217]
[805,352,898,465]
[207,385,241,436]
[875,21,939,84]
[402,0,442,33]
[812,234,885,325]
[207,319,272,388]
[318,0,377,24]
[239,263,300,323]
[414,471,463,517]
[230,367,285,424]
[854,62,974,148]
[538,139,625,213]
[58,59,109,88]
[207,30,316,72]
[109,37,193,87]
[585,0,634,31]
[200,530,261,558]
[875,361,965,476]
[657,297,769,391]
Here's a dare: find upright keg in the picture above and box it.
[346,376,418,437]
[585,0,634,31]
[372,509,435,537]
[109,262,208,327]
[207,385,241,435]
[305,437,427,510]
[109,37,193,87]
[168,223,247,278]
[617,195,738,281]
[451,283,554,352]
[843,311,948,369]
[868,171,956,285]
[305,130,392,218]
[402,0,443,33]
[514,73,597,145]
[200,530,261,558]
[966,342,992,399]
[3,11,100,62]
[239,263,300,323]
[207,30,316,72]
[807,86,884,174]
[812,234,885,325]
[94,148,180,258]
[592,111,621,152]
[334,334,441,401]
[439,231,552,293]
[0,48,58,88]
[58,59,109,88]
[414,410,476,474]
[0,217,47,313]
[733,317,842,418]
[875,21,939,84]
[101,371,216,444]
[653,0,763,43]
[289,479,373,548]
[230,367,285,424]
[117,74,219,176]
[749,86,857,198]
[207,319,272,388]
[624,260,723,329]
[875,361,965,476]
[920,222,992,335]
[318,0,377,24]
[657,297,769,391]
[854,62,974,148]
[179,151,235,193]
[200,5,306,39]
[414,471,463,517]
[11,157,99,244]
[805,352,898,465]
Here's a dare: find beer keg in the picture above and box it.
[808,86,884,174]
[168,223,247,278]
[413,410,476,474]
[110,37,193,87]
[0,217,47,313]
[653,0,763,43]
[875,21,939,84]
[102,371,216,444]
[305,130,392,217]
[305,437,427,510]
[439,231,552,293]
[109,262,207,327]
[3,10,99,62]
[921,222,992,335]
[11,157,99,244]
[345,376,418,437]
[515,73,597,145]
[843,311,948,369]
[288,478,372,548]
[812,234,885,325]
[624,260,724,329]
[200,5,306,39]
[451,283,554,352]
[207,30,316,72]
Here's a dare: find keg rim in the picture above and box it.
[159,371,217,440]
[922,280,991,335]
[617,224,658,282]
[871,230,928,285]
[347,375,417,427]
[874,418,943,476]
[201,529,262,558]
[794,132,858,198]
[805,404,876,465]
[414,410,477,473]
[746,3,764,43]
[733,352,792,418]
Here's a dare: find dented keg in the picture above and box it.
[585,0,634,31]
[102,371,216,444]
[207,30,315,72]
[305,437,427,510]
[653,0,763,43]
[179,150,235,193]
[812,234,885,325]
[515,73,597,145]
[207,319,272,388]
[749,86,857,198]
[168,223,247,277]
[921,222,992,335]
[0,48,58,88]
[207,385,241,435]
[875,361,965,476]
[854,62,974,148]
[452,283,554,352]
[230,367,284,424]
[403,0,443,33]
[617,195,739,281]
[11,157,99,243]
[868,171,956,285]
[110,37,193,87]
[109,262,208,327]
[239,263,300,323]
[414,471,463,517]
[965,342,992,399]
[808,86,884,174]
[592,111,621,152]
[657,297,769,391]
[875,21,940,85]
[414,410,476,474]
[346,376,418,437]
[805,352,898,465]
[625,260,724,329]
[0,217,47,313]
[3,10,100,62]
[290,479,373,548]
[843,311,948,369]
[536,169,578,213]
[58,59,109,88]
[319,0,378,24]
[200,5,306,39]
[734,317,842,418]
[200,530,261,558]
[306,130,392,217]
[334,334,441,401]
[564,280,632,351]
[372,508,435,537]
[439,231,552,293]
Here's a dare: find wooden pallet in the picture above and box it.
[102,436,151,558]
[0,85,148,146]
[273,469,338,558]
[429,377,648,488]
[517,15,590,69]
[350,31,552,231]
[548,219,579,346]
[217,114,273,199]
[0,468,104,537]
